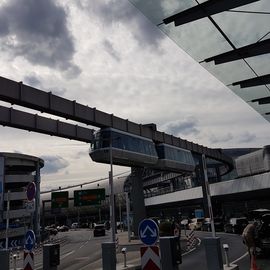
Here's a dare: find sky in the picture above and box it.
[0,0,269,192]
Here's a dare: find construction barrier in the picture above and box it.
[186,230,196,251]
[140,246,160,270]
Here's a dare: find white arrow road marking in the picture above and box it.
[140,225,157,238]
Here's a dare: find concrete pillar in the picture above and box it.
[102,242,116,270]
[130,167,146,237]
[203,237,223,270]
[0,250,10,270]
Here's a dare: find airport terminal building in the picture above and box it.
[140,146,270,220]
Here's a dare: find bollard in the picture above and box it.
[203,237,223,270]
[223,243,230,267]
[102,242,116,270]
[121,247,127,268]
[0,249,10,270]
[160,237,181,270]
[43,243,60,270]
[13,254,17,270]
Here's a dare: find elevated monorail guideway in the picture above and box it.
[0,76,233,171]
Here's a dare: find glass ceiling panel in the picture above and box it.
[129,0,270,123]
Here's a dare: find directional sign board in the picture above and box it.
[24,230,35,251]
[138,219,159,246]
[51,191,69,209]
[26,182,36,201]
[74,188,105,207]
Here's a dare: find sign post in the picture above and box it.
[139,219,160,270]
[24,230,35,270]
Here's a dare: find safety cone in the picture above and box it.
[251,254,261,270]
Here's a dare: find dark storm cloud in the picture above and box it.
[0,0,80,76]
[40,155,69,174]
[165,118,200,136]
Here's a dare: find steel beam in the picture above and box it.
[0,105,94,143]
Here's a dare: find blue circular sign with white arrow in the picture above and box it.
[138,219,159,246]
[24,230,35,251]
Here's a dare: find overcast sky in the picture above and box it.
[0,0,269,192]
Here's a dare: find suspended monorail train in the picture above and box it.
[89,128,195,173]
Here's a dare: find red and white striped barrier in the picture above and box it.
[140,246,160,270]
[24,251,34,270]
[186,230,196,251]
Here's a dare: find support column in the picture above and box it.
[130,167,146,237]
[34,161,41,244]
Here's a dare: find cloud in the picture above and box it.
[23,73,67,96]
[102,39,121,62]
[237,132,257,143]
[162,117,200,137]
[40,155,69,174]
[209,133,234,144]
[0,0,80,76]
[76,0,165,49]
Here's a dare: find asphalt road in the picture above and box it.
[11,229,269,269]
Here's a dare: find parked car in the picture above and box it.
[93,224,106,237]
[202,217,224,232]
[58,225,69,232]
[224,217,248,234]
[45,226,58,235]
[257,214,270,256]
[188,218,204,230]
[71,222,79,229]
[180,218,191,229]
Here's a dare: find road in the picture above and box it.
[10,229,269,269]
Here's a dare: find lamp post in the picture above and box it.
[109,136,116,243]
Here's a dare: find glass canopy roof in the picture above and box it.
[128,0,270,122]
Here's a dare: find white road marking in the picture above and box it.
[231,252,248,264]
[61,250,75,259]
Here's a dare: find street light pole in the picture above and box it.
[109,136,116,243]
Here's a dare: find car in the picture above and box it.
[93,224,106,237]
[71,222,79,229]
[257,214,270,256]
[202,217,224,232]
[45,227,58,235]
[58,225,69,232]
[224,217,248,234]
[188,218,204,230]
[180,218,191,229]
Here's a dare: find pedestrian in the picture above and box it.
[242,221,259,267]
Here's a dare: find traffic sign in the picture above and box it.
[24,230,35,251]
[51,191,69,209]
[138,219,159,246]
[26,182,36,201]
[140,246,160,270]
[74,188,105,206]
[24,251,34,270]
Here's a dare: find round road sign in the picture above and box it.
[24,230,35,251]
[26,182,36,201]
[138,219,159,246]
